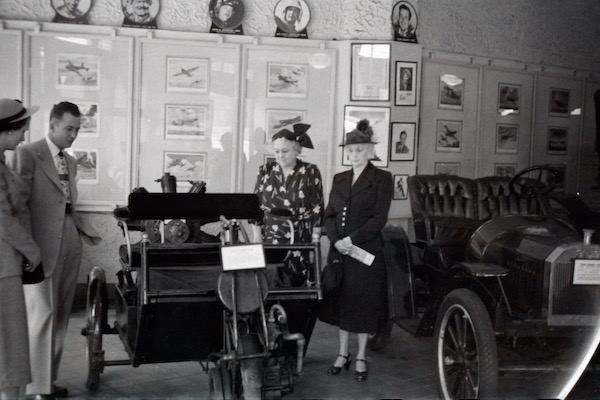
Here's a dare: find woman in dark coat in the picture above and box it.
[0,99,41,400]
[322,119,393,382]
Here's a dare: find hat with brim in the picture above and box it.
[272,123,314,149]
[339,119,378,146]
[0,99,39,125]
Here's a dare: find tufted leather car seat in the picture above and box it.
[408,175,547,247]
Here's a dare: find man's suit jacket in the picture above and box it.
[0,159,40,278]
[324,162,393,258]
[14,139,100,277]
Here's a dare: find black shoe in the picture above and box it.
[327,353,351,375]
[52,385,68,398]
[354,359,368,382]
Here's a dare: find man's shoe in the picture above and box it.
[51,385,69,398]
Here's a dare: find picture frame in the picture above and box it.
[495,123,519,154]
[391,1,418,43]
[350,43,390,101]
[495,163,517,177]
[393,174,409,200]
[267,63,308,98]
[498,83,521,115]
[342,106,390,168]
[549,88,571,117]
[438,75,464,110]
[164,151,206,182]
[435,162,460,176]
[265,109,307,142]
[547,126,568,155]
[77,102,99,138]
[389,122,416,161]
[56,53,100,90]
[164,104,208,140]
[166,57,209,93]
[273,0,311,38]
[67,148,99,184]
[395,61,417,106]
[436,119,462,152]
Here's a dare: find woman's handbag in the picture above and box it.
[22,261,44,285]
[321,258,343,296]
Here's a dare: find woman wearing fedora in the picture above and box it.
[321,119,392,382]
[0,99,42,400]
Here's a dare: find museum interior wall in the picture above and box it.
[1,0,600,284]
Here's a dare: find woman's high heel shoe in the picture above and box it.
[354,359,368,382]
[327,353,351,375]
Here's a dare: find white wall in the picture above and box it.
[2,0,599,70]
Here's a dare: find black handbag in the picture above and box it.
[321,258,343,296]
[22,261,44,285]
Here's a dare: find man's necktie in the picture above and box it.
[57,151,71,203]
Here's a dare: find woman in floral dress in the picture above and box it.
[251,123,323,286]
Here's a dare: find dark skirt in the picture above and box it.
[319,251,385,334]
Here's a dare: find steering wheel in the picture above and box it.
[509,165,560,199]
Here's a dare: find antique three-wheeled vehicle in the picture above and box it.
[373,166,600,399]
[81,189,322,399]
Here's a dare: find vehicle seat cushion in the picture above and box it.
[476,176,544,220]
[427,217,482,246]
[408,175,477,244]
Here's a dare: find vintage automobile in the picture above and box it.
[370,166,600,399]
[81,190,323,400]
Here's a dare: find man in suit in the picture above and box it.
[14,102,100,399]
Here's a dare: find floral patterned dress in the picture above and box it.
[253,160,324,285]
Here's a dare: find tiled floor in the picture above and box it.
[54,310,600,399]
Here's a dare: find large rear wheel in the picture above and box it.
[83,270,107,391]
[435,289,498,399]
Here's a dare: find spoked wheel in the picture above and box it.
[83,268,107,391]
[435,289,498,400]
[208,362,233,400]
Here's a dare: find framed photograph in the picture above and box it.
[436,119,462,152]
[164,152,206,182]
[67,148,99,184]
[395,61,417,106]
[264,155,276,164]
[351,43,390,101]
[393,174,409,200]
[435,162,460,176]
[495,163,517,177]
[498,83,521,115]
[164,104,208,140]
[51,0,91,22]
[495,124,518,154]
[343,106,390,168]
[77,102,99,138]
[267,63,308,98]
[166,57,209,93]
[438,75,464,110]
[273,0,311,38]
[389,122,415,161]
[56,53,100,90]
[265,109,307,142]
[547,126,568,155]
[391,1,418,43]
[549,88,570,117]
